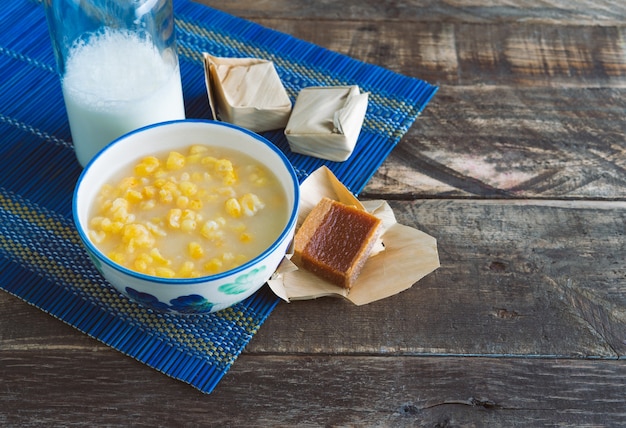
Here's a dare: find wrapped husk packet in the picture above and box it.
[284,86,369,162]
[268,166,440,305]
[203,54,292,132]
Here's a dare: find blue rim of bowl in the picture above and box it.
[72,119,300,285]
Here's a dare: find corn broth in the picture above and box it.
[87,144,288,278]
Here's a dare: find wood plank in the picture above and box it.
[191,3,626,200]
[3,200,624,358]
[196,19,626,88]
[1,350,625,426]
[199,0,626,26]
[252,199,626,358]
[192,0,626,87]
[363,86,626,199]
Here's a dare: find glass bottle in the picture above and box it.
[44,0,186,167]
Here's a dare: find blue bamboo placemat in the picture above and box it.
[0,0,437,393]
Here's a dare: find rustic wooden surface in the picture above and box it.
[2,0,626,426]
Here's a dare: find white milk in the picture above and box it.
[62,29,186,167]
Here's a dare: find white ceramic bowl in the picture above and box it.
[73,119,299,315]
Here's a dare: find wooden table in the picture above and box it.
[2,0,625,425]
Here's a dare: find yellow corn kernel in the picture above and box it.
[225,198,242,218]
[159,189,173,204]
[146,221,166,237]
[179,181,197,197]
[181,218,197,232]
[249,167,269,186]
[240,193,265,216]
[108,251,124,264]
[176,195,189,209]
[215,158,233,173]
[178,261,196,278]
[183,209,196,220]
[90,216,105,229]
[201,155,218,167]
[166,151,186,170]
[149,248,170,266]
[162,180,180,196]
[125,188,143,203]
[200,220,218,238]
[99,217,112,231]
[134,253,154,273]
[134,156,160,176]
[140,199,156,210]
[110,198,131,222]
[95,199,111,214]
[100,218,125,234]
[189,144,209,155]
[88,230,106,244]
[211,158,236,184]
[155,267,176,278]
[99,184,117,199]
[153,168,167,179]
[122,224,154,248]
[191,172,203,182]
[239,232,253,243]
[118,176,139,191]
[204,258,223,273]
[110,197,129,213]
[142,185,157,198]
[188,242,204,259]
[180,210,197,231]
[186,154,202,164]
[167,208,182,228]
[189,199,203,210]
[222,172,236,185]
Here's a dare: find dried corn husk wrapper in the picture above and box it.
[203,54,292,132]
[268,166,440,305]
[284,86,369,162]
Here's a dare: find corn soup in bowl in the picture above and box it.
[73,119,300,314]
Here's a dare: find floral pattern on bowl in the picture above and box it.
[124,265,267,313]
[218,266,267,295]
[126,286,215,314]
[125,286,173,312]
[170,294,215,314]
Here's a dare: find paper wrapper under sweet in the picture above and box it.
[268,166,440,305]
[203,54,292,132]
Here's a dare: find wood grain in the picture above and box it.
[3,200,624,358]
[365,86,626,199]
[2,0,626,426]
[252,200,626,358]
[2,349,625,427]
[204,0,626,26]
[198,1,626,200]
